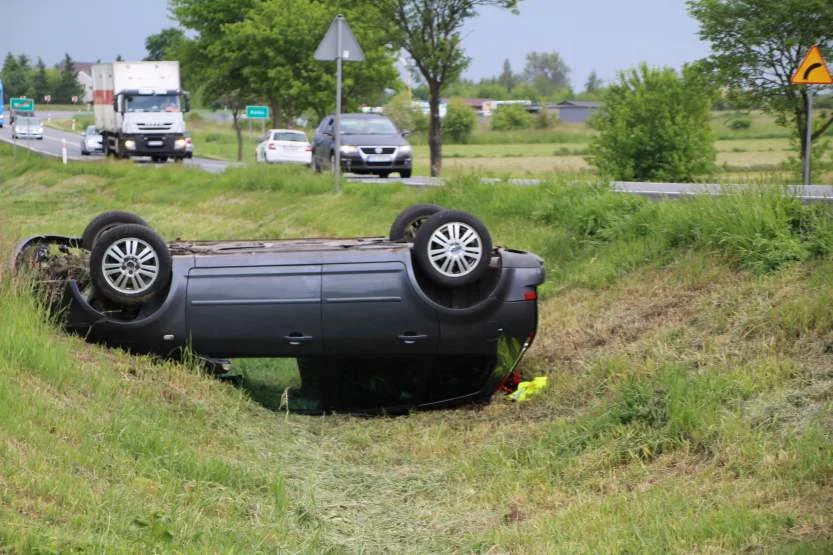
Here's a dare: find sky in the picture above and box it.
[2,0,710,91]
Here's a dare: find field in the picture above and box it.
[0,145,832,552]
[42,109,833,183]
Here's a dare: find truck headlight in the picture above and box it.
[124,140,136,150]
[175,138,186,149]
[339,145,358,155]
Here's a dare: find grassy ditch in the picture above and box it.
[0,149,831,552]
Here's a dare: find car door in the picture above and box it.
[321,260,439,356]
[186,258,322,357]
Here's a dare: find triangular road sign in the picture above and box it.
[314,15,365,62]
[791,45,833,85]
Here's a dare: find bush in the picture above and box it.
[443,99,477,143]
[384,91,428,134]
[491,104,533,131]
[533,109,557,129]
[728,118,752,130]
[587,63,717,182]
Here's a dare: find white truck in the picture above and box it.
[92,61,191,162]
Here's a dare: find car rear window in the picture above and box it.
[272,132,307,142]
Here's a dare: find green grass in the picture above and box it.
[0,148,831,552]
[177,109,833,181]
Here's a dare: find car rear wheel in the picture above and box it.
[414,210,492,287]
[90,223,172,306]
[389,204,444,242]
[81,210,150,251]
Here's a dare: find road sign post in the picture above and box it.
[790,45,833,186]
[246,105,269,139]
[315,14,365,193]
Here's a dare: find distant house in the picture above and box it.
[551,101,600,123]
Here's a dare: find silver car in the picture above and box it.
[12,117,44,140]
[80,125,104,155]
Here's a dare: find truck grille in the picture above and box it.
[137,122,175,132]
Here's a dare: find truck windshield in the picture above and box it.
[125,94,180,113]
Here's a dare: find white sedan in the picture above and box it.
[255,129,312,165]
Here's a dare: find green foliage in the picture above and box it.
[144,28,187,61]
[383,91,428,134]
[523,51,571,97]
[491,103,533,131]
[729,117,752,130]
[54,53,82,104]
[443,98,477,143]
[533,108,557,129]
[588,63,716,182]
[688,0,833,159]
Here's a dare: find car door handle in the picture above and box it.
[284,333,314,346]
[398,332,428,345]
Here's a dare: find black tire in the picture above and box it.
[378,172,390,178]
[413,210,492,288]
[400,169,412,178]
[388,204,444,242]
[90,223,172,306]
[81,210,149,251]
[81,149,89,156]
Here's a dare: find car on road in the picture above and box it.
[11,116,44,140]
[255,129,311,165]
[16,205,544,413]
[311,113,412,178]
[9,109,34,126]
[80,125,104,155]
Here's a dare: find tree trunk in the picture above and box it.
[232,107,243,162]
[428,81,443,177]
[270,99,282,128]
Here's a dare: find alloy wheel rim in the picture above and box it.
[101,237,160,294]
[427,222,483,277]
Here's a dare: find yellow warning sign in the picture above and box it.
[791,45,833,85]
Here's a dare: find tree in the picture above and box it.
[523,51,570,97]
[227,0,398,125]
[32,58,50,101]
[385,90,428,134]
[498,58,517,92]
[16,54,32,98]
[443,99,477,142]
[115,54,124,62]
[688,0,833,170]
[587,63,717,182]
[584,70,602,94]
[1,53,20,102]
[381,0,522,176]
[144,28,186,61]
[54,53,82,103]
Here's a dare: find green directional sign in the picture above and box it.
[246,105,269,119]
[10,97,34,111]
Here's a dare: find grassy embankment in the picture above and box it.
[1,146,832,551]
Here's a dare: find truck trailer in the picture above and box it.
[92,61,191,162]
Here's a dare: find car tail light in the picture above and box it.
[305,145,312,152]
[524,289,537,301]
[268,142,277,150]
[185,137,192,146]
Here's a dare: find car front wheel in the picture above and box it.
[90,223,172,306]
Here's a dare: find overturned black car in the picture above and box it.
[15,205,544,413]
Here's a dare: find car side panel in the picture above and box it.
[186,264,323,357]
[322,261,439,355]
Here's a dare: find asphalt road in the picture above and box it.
[0,111,229,173]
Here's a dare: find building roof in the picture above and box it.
[554,100,601,109]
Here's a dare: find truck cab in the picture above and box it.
[93,61,191,162]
